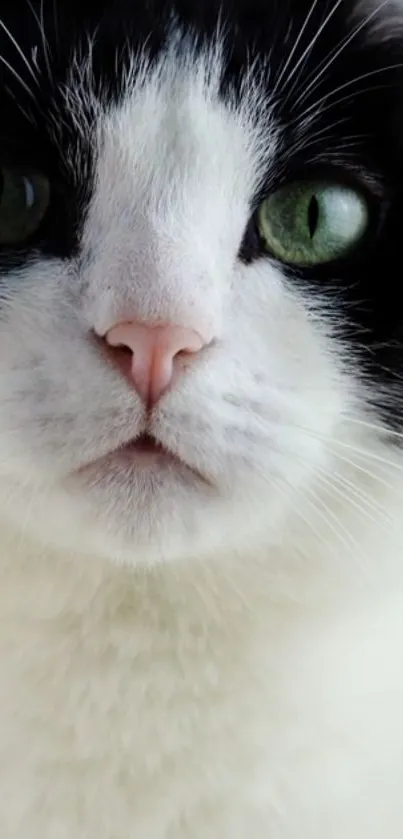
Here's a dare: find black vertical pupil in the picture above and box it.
[308,195,319,239]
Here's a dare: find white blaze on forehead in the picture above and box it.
[67,39,279,336]
[90,41,276,222]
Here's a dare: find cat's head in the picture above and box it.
[0,0,403,566]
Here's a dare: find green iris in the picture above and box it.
[0,167,50,245]
[257,180,369,267]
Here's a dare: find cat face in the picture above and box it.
[0,0,402,565]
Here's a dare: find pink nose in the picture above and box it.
[104,321,206,407]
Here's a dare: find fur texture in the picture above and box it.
[1,1,403,836]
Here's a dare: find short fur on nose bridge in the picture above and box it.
[105,321,205,406]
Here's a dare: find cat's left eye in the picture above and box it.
[0,167,50,246]
[257,180,370,267]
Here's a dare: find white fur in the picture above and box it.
[1,36,403,838]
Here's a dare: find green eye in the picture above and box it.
[0,167,50,246]
[257,180,370,267]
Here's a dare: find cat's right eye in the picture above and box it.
[0,167,50,246]
[256,179,370,267]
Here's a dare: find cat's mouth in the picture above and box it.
[118,433,175,458]
[103,431,180,467]
[76,431,210,484]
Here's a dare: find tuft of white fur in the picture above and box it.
[1,27,403,839]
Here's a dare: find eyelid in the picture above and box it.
[254,163,384,211]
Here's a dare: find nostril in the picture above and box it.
[174,346,198,371]
[112,344,132,365]
[98,337,134,383]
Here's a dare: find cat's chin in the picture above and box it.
[56,448,221,565]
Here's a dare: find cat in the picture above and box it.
[1,0,403,835]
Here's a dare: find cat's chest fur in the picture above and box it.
[2,526,403,839]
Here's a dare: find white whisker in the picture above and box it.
[290,420,403,478]
[304,484,364,559]
[290,442,393,523]
[330,439,403,474]
[344,415,403,442]
[0,17,39,85]
[272,0,321,96]
[26,0,53,82]
[329,469,393,522]
[315,469,391,532]
[291,65,403,125]
[3,83,36,124]
[0,53,37,100]
[273,477,332,553]
[290,0,389,111]
[279,0,345,103]
[328,446,400,492]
